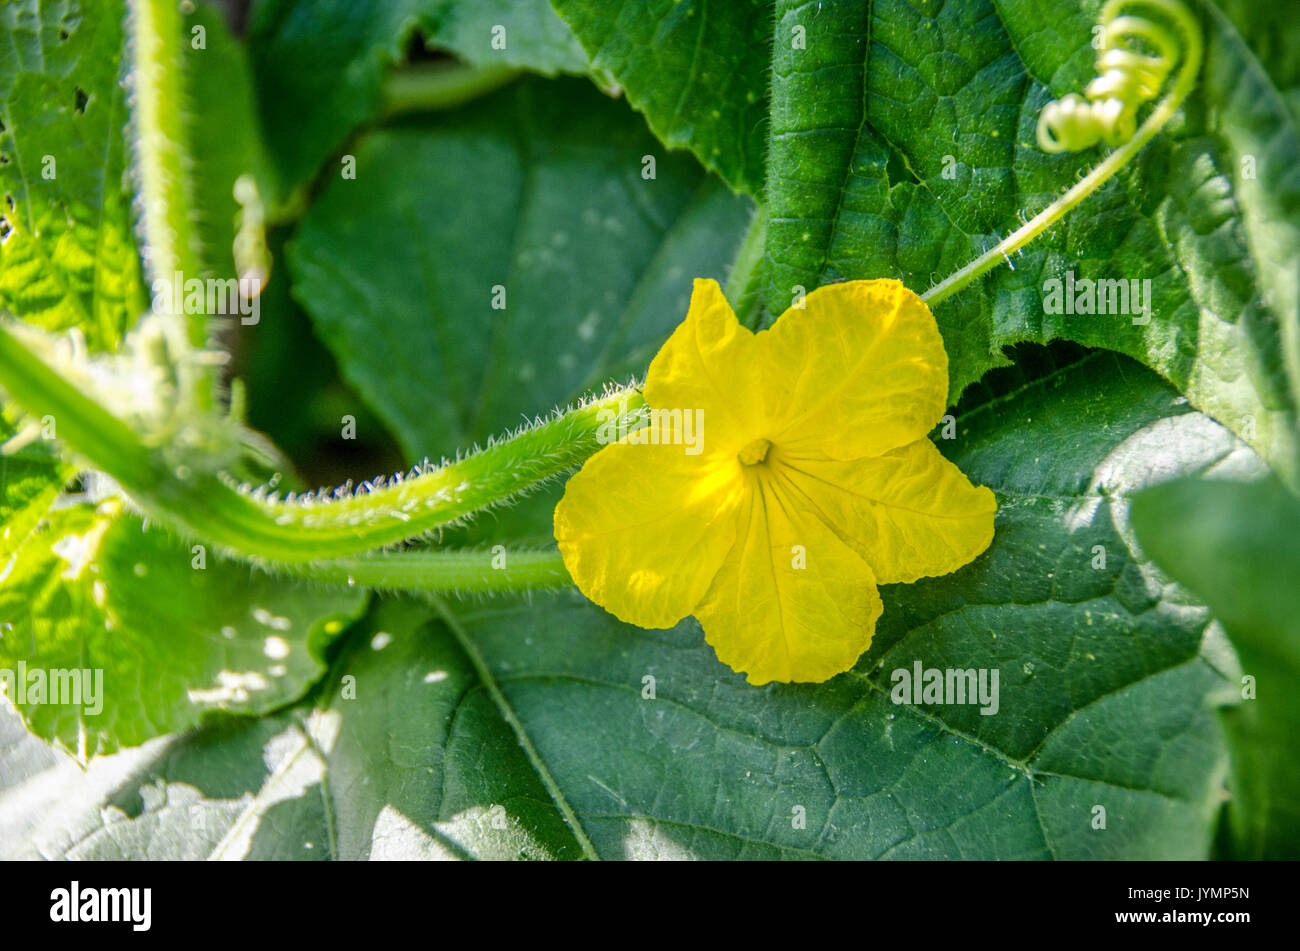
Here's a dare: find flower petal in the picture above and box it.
[774,438,996,585]
[694,472,883,684]
[759,280,948,459]
[645,278,767,457]
[555,441,745,629]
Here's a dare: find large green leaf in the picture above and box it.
[248,0,590,192]
[1213,0,1300,123]
[552,0,1300,490]
[0,501,367,757]
[1,598,581,859]
[550,0,772,195]
[1133,475,1300,859]
[0,0,146,347]
[4,348,1249,859]
[288,76,755,462]
[429,349,1244,859]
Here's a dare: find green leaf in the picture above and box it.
[0,0,147,347]
[248,0,589,191]
[0,502,367,757]
[288,76,754,462]
[421,350,1244,859]
[554,0,1300,490]
[550,0,773,195]
[418,0,588,73]
[1,599,582,859]
[1213,0,1300,124]
[1132,474,1300,859]
[6,348,1250,858]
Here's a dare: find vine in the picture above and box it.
[922,0,1201,307]
[127,0,213,411]
[0,316,646,567]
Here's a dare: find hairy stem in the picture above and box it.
[158,390,645,564]
[0,319,645,565]
[128,0,212,410]
[128,0,214,412]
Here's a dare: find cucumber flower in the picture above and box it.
[555,279,996,684]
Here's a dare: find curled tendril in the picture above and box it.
[1037,0,1195,153]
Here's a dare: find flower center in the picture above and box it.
[738,437,772,466]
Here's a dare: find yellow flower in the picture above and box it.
[555,278,996,685]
